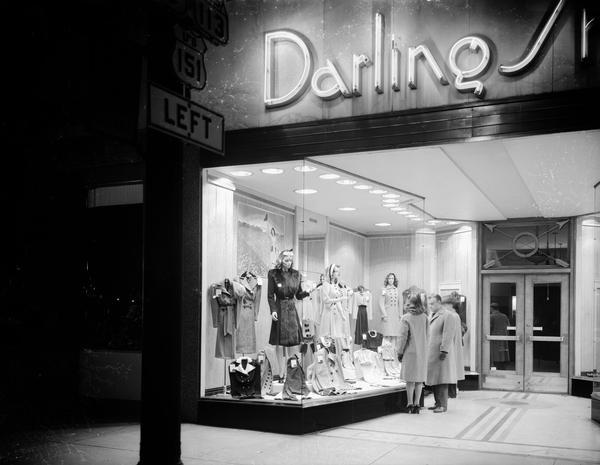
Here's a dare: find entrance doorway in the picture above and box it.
[482,274,569,392]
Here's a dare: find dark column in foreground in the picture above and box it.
[139,6,184,464]
[139,131,183,465]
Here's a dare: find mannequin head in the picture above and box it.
[384,273,398,287]
[357,285,365,293]
[275,249,294,270]
[325,264,340,283]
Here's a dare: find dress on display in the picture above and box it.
[267,267,309,347]
[379,285,401,336]
[234,277,262,354]
[353,290,372,344]
[319,281,348,338]
[353,348,391,385]
[209,280,241,359]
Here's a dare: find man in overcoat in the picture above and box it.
[426,294,458,412]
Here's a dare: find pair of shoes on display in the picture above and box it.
[427,404,439,410]
[410,405,420,414]
[433,406,447,413]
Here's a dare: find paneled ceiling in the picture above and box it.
[209,130,600,235]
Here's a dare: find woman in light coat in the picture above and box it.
[426,294,458,413]
[397,295,429,413]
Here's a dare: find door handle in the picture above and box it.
[528,335,564,342]
[486,335,521,342]
[533,326,543,331]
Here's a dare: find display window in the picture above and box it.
[201,152,476,406]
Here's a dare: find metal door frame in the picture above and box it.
[482,273,570,392]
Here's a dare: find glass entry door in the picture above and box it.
[482,274,569,392]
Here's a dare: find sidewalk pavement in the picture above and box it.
[2,390,599,465]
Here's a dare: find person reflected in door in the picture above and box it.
[490,302,510,370]
[426,294,458,413]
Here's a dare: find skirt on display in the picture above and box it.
[354,305,369,344]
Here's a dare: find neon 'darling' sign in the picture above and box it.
[264,0,596,109]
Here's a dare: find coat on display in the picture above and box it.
[267,267,309,346]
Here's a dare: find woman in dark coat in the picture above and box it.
[267,249,309,347]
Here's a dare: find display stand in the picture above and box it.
[198,384,408,434]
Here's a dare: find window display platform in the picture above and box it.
[197,384,408,434]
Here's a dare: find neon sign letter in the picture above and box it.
[264,30,312,108]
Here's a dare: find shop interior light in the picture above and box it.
[229,170,253,177]
[319,173,341,180]
[407,214,418,218]
[397,211,411,215]
[211,177,236,191]
[338,207,357,211]
[369,189,388,194]
[446,221,459,225]
[382,203,398,208]
[261,168,284,174]
[382,198,400,204]
[390,206,406,211]
[410,217,422,221]
[336,179,357,185]
[382,193,401,199]
[353,184,372,190]
[294,188,318,195]
[294,165,317,172]
[426,219,441,225]
[374,222,391,227]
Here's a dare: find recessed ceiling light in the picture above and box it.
[354,184,372,190]
[336,179,357,185]
[446,221,459,225]
[294,165,317,172]
[294,189,318,195]
[390,206,406,211]
[319,173,340,180]
[407,214,417,218]
[382,203,398,208]
[382,199,400,204]
[397,211,411,215]
[410,217,422,221]
[338,207,357,211]
[369,189,388,194]
[230,170,253,177]
[261,168,284,174]
[426,220,441,225]
[374,222,391,227]
[382,193,401,199]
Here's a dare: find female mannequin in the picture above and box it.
[379,272,402,351]
[267,250,309,347]
[353,285,372,346]
[319,264,349,339]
